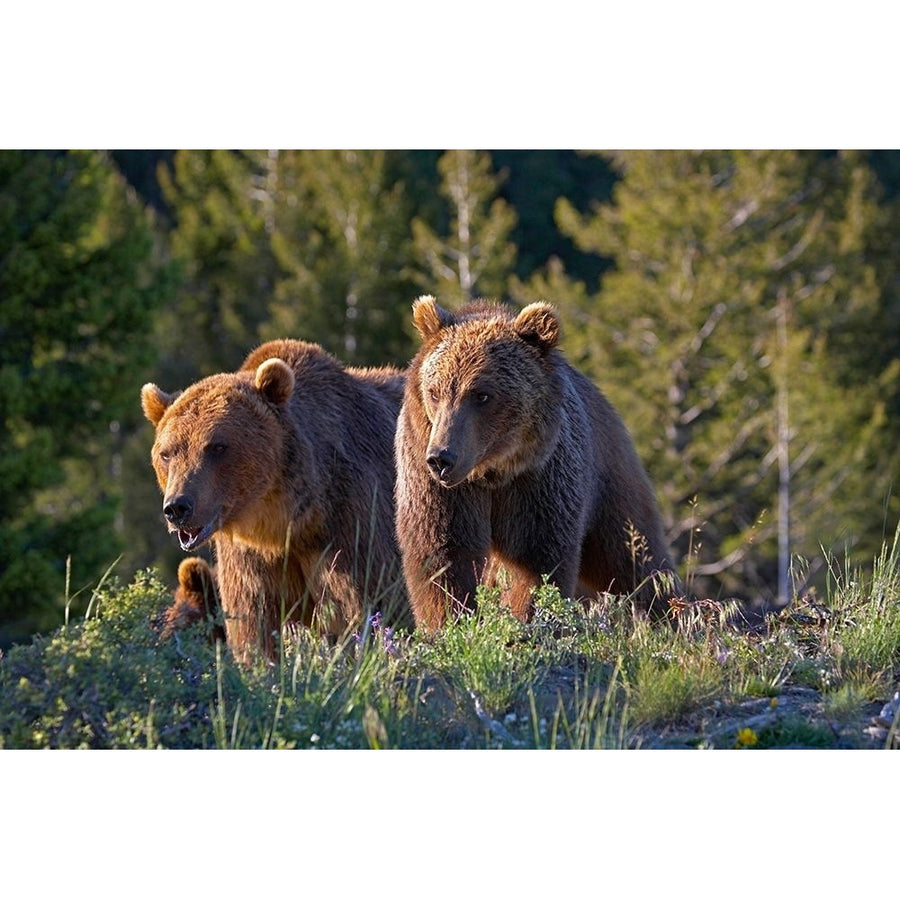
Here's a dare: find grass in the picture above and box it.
[1,530,900,749]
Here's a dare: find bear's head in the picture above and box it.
[159,556,223,641]
[410,295,562,487]
[141,358,295,552]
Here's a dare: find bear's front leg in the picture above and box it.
[501,566,544,622]
[495,555,581,623]
[490,477,584,622]
[492,494,584,623]
[409,542,489,630]
[397,479,490,631]
[214,537,305,663]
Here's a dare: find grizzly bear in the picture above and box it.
[141,339,409,662]
[394,296,679,630]
[159,556,225,644]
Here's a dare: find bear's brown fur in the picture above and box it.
[159,556,225,644]
[142,339,409,662]
[394,296,679,630]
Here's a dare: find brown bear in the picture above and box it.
[394,296,679,630]
[159,556,225,644]
[141,339,409,662]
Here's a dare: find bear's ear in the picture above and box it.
[141,384,178,426]
[412,295,455,339]
[255,358,294,406]
[514,302,560,353]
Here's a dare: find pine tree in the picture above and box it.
[529,150,897,603]
[410,150,517,305]
[157,149,282,381]
[264,149,418,366]
[158,150,419,374]
[0,150,174,641]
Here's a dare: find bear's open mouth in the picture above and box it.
[175,522,216,552]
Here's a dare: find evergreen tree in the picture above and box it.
[0,150,174,642]
[264,149,417,366]
[524,150,897,602]
[410,150,517,305]
[158,150,418,375]
[157,149,281,381]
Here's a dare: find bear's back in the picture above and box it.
[348,365,406,415]
[242,339,404,418]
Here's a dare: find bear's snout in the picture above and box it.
[426,447,458,483]
[164,495,194,526]
[163,494,217,552]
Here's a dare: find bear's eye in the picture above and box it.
[159,451,171,464]
[474,391,490,406]
[428,389,439,404]
[207,442,228,458]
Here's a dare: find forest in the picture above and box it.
[2,148,899,648]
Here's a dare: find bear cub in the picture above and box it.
[158,556,225,644]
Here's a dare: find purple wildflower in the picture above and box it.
[382,626,399,657]
[353,610,400,656]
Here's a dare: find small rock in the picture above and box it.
[877,691,900,724]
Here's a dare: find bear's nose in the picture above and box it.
[426,448,457,480]
[164,496,194,525]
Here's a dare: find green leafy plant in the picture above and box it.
[2,528,900,749]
